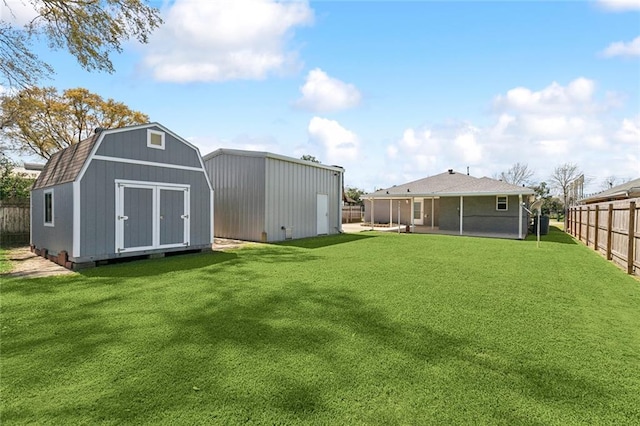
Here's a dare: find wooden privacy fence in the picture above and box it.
[567,198,639,276]
[0,199,30,247]
[342,205,363,223]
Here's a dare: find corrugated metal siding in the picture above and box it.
[95,127,201,168]
[30,183,74,255]
[79,160,211,260]
[204,154,265,241]
[264,157,341,242]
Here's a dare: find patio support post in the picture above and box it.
[431,197,434,228]
[370,198,375,230]
[459,196,464,235]
[389,199,392,227]
[518,194,523,239]
[411,197,415,230]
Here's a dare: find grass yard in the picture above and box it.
[1,227,639,425]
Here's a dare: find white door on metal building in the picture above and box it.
[317,193,328,235]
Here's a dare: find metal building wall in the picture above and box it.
[30,183,75,255]
[204,153,266,242]
[264,157,341,242]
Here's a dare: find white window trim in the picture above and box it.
[147,129,165,150]
[44,189,55,227]
[496,195,508,211]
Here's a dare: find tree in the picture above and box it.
[499,162,534,186]
[345,186,366,205]
[1,0,162,87]
[531,181,563,219]
[549,163,582,206]
[0,86,149,159]
[0,156,34,200]
[300,154,320,163]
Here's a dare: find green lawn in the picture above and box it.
[2,227,639,425]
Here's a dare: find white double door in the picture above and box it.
[115,181,190,253]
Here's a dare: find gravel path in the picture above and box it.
[2,247,75,279]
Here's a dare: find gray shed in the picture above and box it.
[203,149,343,242]
[30,123,213,268]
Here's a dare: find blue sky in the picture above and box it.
[3,0,639,194]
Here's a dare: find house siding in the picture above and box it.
[439,195,526,235]
[78,160,211,260]
[30,183,74,255]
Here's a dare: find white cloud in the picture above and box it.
[615,116,640,143]
[0,1,38,26]
[142,0,313,82]
[308,117,359,164]
[295,68,361,112]
[382,78,639,194]
[493,77,596,114]
[596,0,640,12]
[601,36,640,57]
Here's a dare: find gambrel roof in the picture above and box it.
[364,170,534,198]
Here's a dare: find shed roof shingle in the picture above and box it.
[32,134,99,190]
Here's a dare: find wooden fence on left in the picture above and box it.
[0,200,30,247]
[567,198,639,276]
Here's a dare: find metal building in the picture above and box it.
[203,149,343,242]
[30,123,213,268]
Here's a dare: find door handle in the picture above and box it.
[181,214,189,219]
[118,215,128,220]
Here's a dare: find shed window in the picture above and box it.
[44,189,54,226]
[496,196,508,211]
[147,129,165,150]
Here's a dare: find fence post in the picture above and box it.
[627,201,636,275]
[586,206,590,248]
[578,207,582,242]
[594,205,599,251]
[606,204,613,260]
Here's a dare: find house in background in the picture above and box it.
[363,169,535,239]
[579,178,640,204]
[203,149,343,242]
[30,123,213,269]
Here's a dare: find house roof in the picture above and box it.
[580,177,640,204]
[364,170,535,198]
[32,133,99,190]
[203,148,344,173]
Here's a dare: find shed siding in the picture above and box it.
[95,127,201,168]
[439,195,526,235]
[30,183,74,255]
[204,154,265,241]
[79,160,211,260]
[264,157,341,241]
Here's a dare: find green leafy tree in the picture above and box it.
[0,156,34,200]
[1,0,162,87]
[1,86,149,159]
[345,186,366,205]
[531,181,563,219]
[300,154,320,163]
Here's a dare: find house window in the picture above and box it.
[44,189,54,226]
[147,129,165,150]
[496,196,508,211]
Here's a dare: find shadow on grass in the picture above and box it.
[527,226,577,245]
[274,232,375,249]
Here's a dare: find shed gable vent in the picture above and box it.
[147,129,165,150]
